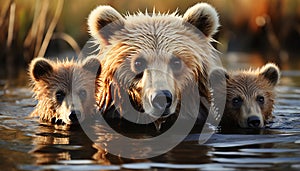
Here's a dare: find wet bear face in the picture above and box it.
[219,63,280,128]
[29,57,101,125]
[88,3,220,127]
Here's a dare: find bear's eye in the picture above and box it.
[256,95,265,104]
[133,57,147,73]
[232,96,243,108]
[79,89,87,100]
[170,57,182,73]
[55,90,65,103]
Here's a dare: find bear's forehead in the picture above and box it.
[235,74,266,82]
[124,13,182,26]
[102,14,212,61]
[114,14,206,44]
[227,74,273,98]
[49,66,95,90]
[124,17,199,37]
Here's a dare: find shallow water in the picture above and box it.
[1,54,300,170]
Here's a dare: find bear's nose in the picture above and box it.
[151,90,172,115]
[69,110,81,123]
[247,116,261,128]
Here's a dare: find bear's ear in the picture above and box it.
[29,57,53,81]
[82,56,101,77]
[209,67,229,81]
[183,3,220,37]
[259,63,280,86]
[88,5,124,45]
[209,67,228,109]
[209,67,229,87]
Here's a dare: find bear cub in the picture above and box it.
[29,56,101,125]
[218,63,280,128]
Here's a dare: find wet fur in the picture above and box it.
[220,63,280,128]
[29,57,101,124]
[88,3,220,128]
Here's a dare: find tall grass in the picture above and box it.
[0,0,80,88]
[0,0,299,88]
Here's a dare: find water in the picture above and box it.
[1,54,300,170]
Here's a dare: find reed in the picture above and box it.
[0,0,299,89]
[1,0,80,88]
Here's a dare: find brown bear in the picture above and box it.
[88,3,221,130]
[29,56,101,125]
[218,63,280,128]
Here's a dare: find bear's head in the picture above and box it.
[29,57,101,125]
[218,63,280,128]
[88,3,220,128]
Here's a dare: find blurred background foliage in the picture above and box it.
[0,0,300,87]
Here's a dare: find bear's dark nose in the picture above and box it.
[247,116,261,128]
[69,110,81,123]
[151,90,172,115]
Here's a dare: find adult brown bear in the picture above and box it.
[88,3,222,130]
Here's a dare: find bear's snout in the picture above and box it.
[69,110,82,123]
[151,90,173,116]
[247,116,261,128]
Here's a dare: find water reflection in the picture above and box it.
[29,125,108,165]
[1,53,300,170]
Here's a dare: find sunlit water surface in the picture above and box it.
[1,54,300,170]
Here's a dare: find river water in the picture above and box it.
[0,53,300,170]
